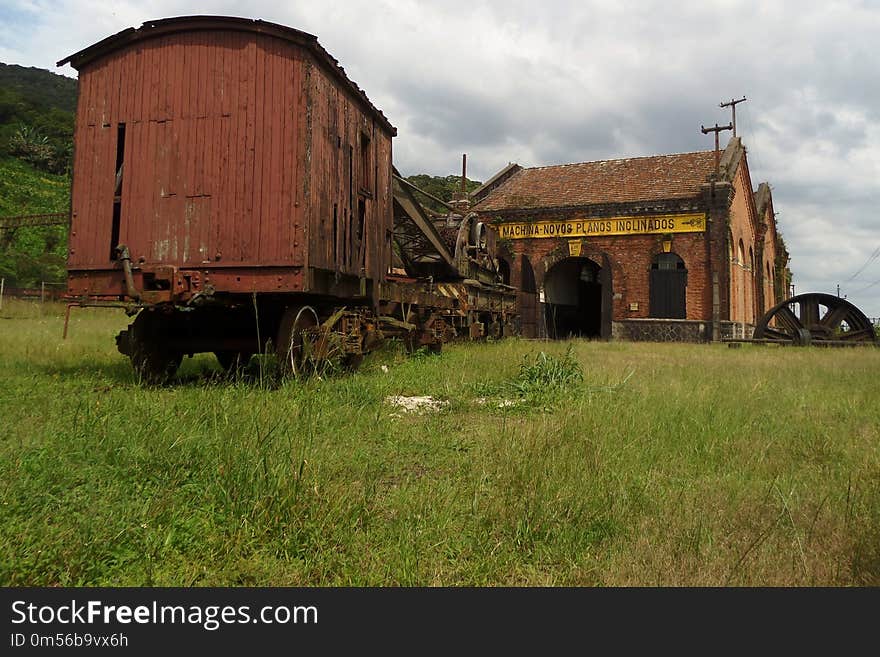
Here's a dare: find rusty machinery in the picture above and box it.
[744,292,877,347]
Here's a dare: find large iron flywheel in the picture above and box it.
[753,292,877,345]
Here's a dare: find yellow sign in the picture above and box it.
[568,240,582,257]
[498,213,706,239]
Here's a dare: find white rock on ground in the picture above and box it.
[385,395,449,414]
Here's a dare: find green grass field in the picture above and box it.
[1,299,878,586]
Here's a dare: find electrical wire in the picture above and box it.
[846,245,880,282]
[852,277,880,294]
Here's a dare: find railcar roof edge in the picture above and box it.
[56,14,396,135]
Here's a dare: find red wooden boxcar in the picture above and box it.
[59,16,516,381]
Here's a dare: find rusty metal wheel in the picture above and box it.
[276,305,320,377]
[754,293,878,345]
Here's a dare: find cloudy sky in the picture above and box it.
[2,0,880,317]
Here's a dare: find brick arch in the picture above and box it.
[536,240,615,339]
[538,242,601,278]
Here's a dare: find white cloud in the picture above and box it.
[3,0,880,316]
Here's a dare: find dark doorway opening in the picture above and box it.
[518,254,538,338]
[649,252,687,318]
[497,257,511,285]
[544,257,602,338]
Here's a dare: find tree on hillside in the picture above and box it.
[404,174,482,214]
[0,63,77,174]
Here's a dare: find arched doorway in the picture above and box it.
[543,257,603,338]
[497,257,511,285]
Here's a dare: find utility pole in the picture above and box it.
[452,154,470,212]
[720,97,747,137]
[461,154,467,196]
[701,123,733,176]
[837,284,840,297]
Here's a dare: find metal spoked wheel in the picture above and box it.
[753,293,878,345]
[276,305,320,378]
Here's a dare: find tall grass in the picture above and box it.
[1,299,878,585]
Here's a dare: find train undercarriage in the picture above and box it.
[78,173,519,384]
[110,279,516,383]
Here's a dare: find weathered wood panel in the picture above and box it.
[66,17,395,297]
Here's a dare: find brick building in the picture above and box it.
[471,137,790,341]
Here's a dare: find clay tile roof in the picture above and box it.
[473,150,717,212]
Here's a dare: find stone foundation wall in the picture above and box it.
[612,319,710,343]
[611,319,755,342]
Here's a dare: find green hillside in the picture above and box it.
[0,63,75,287]
[0,63,77,113]
[0,155,69,216]
[0,63,77,174]
[0,156,69,287]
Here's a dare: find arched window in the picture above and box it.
[520,254,536,294]
[738,239,745,266]
[650,252,687,319]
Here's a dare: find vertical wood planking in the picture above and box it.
[68,108,86,267]
[238,30,251,263]
[130,45,142,124]
[264,40,280,262]
[214,31,230,261]
[81,119,94,267]
[77,124,94,267]
[279,52,293,262]
[293,57,307,268]
[242,37,256,262]
[145,111,159,261]
[230,30,244,262]
[273,41,287,262]
[149,38,161,121]
[138,43,153,257]
[85,66,103,263]
[253,37,266,262]
[95,59,113,264]
[333,85,341,271]
[307,57,322,271]
[69,68,90,267]
[127,97,141,258]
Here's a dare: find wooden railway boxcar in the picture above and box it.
[60,15,394,303]
[60,16,517,381]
